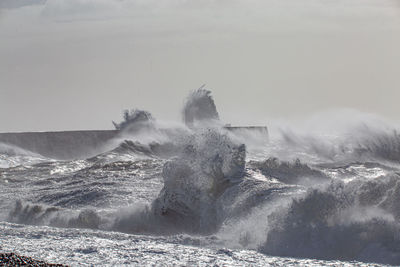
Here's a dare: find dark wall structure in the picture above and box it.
[0,130,119,160]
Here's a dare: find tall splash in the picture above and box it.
[182,86,220,127]
[151,129,246,233]
[113,109,154,132]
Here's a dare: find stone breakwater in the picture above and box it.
[0,253,67,266]
[0,130,118,160]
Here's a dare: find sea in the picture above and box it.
[1,89,399,266]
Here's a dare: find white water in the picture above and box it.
[1,89,400,266]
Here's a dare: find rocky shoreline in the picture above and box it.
[0,253,67,266]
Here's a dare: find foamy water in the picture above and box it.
[1,89,400,266]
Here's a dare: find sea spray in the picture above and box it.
[182,86,221,128]
[3,90,400,265]
[152,129,246,233]
[261,177,400,265]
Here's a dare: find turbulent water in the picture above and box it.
[1,90,400,266]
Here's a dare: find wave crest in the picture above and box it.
[8,200,101,229]
[261,177,400,265]
[151,129,246,233]
[182,86,220,128]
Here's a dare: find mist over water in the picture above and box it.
[1,89,400,265]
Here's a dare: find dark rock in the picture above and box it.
[0,252,67,266]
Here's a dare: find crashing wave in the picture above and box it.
[0,142,49,168]
[87,139,182,164]
[354,128,400,163]
[5,90,400,266]
[151,129,246,233]
[261,176,400,265]
[249,158,330,185]
[112,129,247,234]
[182,86,220,128]
[272,122,400,165]
[113,109,154,133]
[8,200,101,229]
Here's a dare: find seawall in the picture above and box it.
[0,130,119,160]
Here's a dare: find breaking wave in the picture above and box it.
[112,129,247,234]
[0,142,49,168]
[3,90,400,265]
[112,109,155,132]
[182,85,220,128]
[261,176,400,265]
[262,112,400,166]
[249,157,329,185]
[8,200,102,230]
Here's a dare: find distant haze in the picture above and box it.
[1,0,399,132]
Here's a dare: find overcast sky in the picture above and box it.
[0,0,399,132]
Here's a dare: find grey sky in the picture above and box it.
[1,0,399,132]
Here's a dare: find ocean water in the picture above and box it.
[1,89,400,266]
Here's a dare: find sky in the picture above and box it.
[0,0,399,132]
